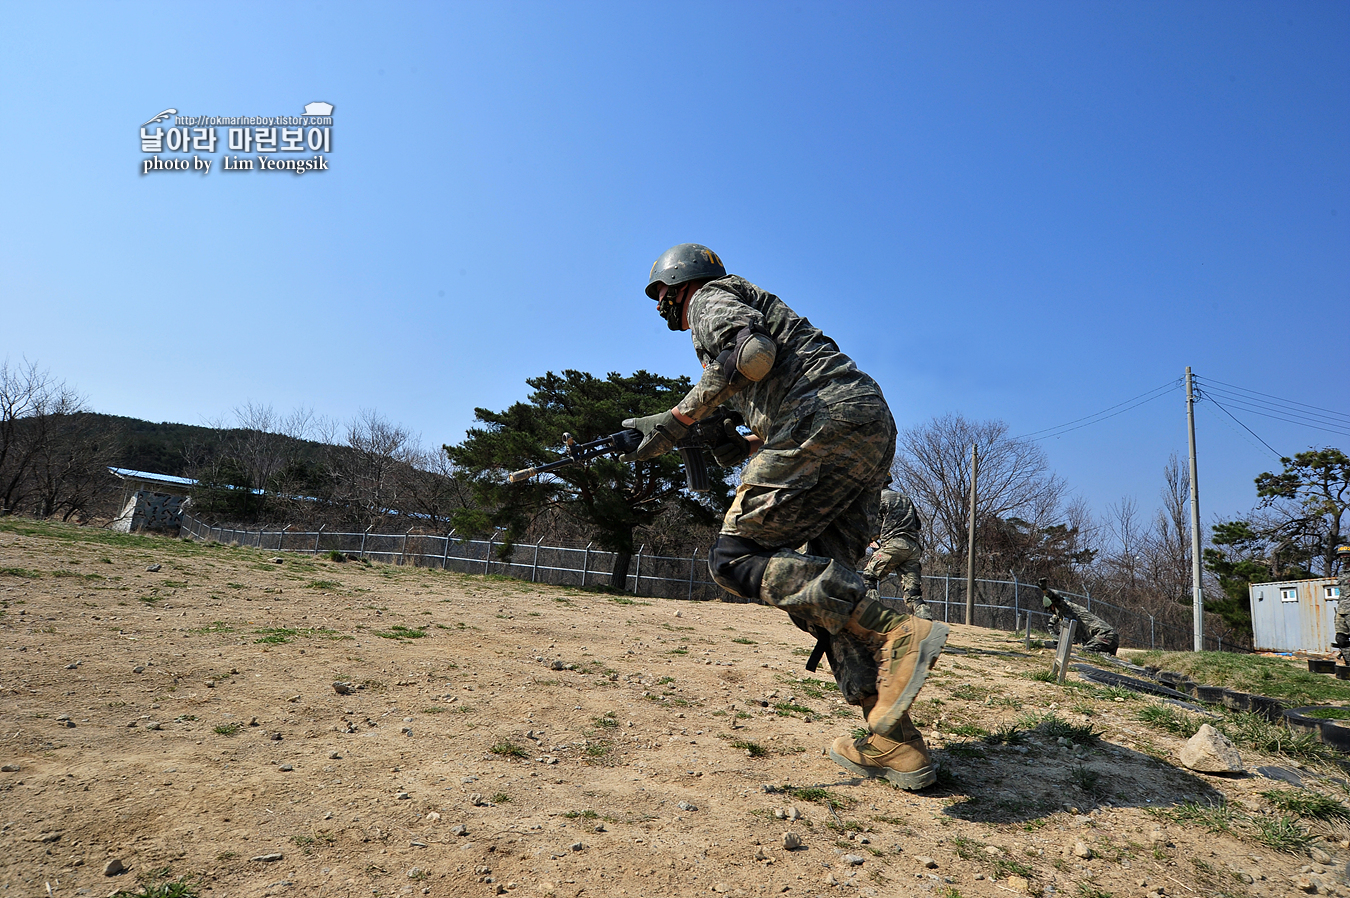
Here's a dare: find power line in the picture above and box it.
[1193,387,1350,439]
[1196,376,1350,425]
[1201,395,1283,460]
[1015,379,1181,442]
[1195,383,1350,433]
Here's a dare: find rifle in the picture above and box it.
[508,410,743,493]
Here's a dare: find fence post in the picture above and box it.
[279,524,290,552]
[1149,614,1155,649]
[485,534,494,575]
[403,527,413,565]
[943,571,950,623]
[314,525,324,555]
[442,530,454,570]
[688,549,698,600]
[532,537,543,582]
[360,526,371,560]
[633,545,644,596]
[582,543,591,587]
[1012,571,1019,632]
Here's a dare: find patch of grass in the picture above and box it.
[1076,885,1114,898]
[491,792,509,803]
[583,741,613,760]
[110,876,201,898]
[667,647,688,655]
[731,739,767,758]
[1150,800,1234,834]
[188,621,234,635]
[1260,788,1350,822]
[490,739,529,759]
[0,566,42,578]
[776,675,833,700]
[983,724,1027,746]
[950,835,985,859]
[161,579,188,588]
[563,809,599,819]
[373,625,427,640]
[786,785,853,810]
[592,712,619,729]
[254,626,345,644]
[1136,703,1201,738]
[992,858,1033,879]
[1026,668,1059,683]
[731,637,756,645]
[213,722,243,736]
[774,701,814,717]
[306,579,342,590]
[608,596,649,606]
[947,723,988,738]
[1029,712,1100,745]
[1134,648,1350,707]
[1069,764,1104,796]
[1252,816,1313,854]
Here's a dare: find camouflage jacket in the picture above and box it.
[876,489,921,543]
[679,275,888,442]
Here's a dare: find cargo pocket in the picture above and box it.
[740,447,820,491]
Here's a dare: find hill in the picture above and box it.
[0,518,1340,897]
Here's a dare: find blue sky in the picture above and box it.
[1,1,1346,531]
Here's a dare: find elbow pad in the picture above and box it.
[717,326,776,383]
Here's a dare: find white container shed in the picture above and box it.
[1249,577,1342,653]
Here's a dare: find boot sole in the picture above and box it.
[828,747,937,791]
[870,621,950,737]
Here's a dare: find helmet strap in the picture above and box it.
[656,284,687,331]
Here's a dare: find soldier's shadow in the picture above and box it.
[926,735,1231,824]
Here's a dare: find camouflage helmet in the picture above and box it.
[645,243,726,300]
[1339,545,1350,557]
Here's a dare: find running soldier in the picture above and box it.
[1038,578,1119,656]
[862,488,932,620]
[619,243,949,789]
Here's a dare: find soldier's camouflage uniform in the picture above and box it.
[679,275,896,704]
[863,490,925,604]
[1335,565,1350,660]
[1045,588,1120,656]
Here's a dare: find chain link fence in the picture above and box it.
[180,514,1241,653]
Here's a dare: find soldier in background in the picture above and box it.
[1333,545,1350,665]
[1038,578,1119,655]
[620,243,948,790]
[862,487,932,620]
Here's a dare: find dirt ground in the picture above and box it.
[2,522,1347,898]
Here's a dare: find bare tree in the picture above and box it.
[0,360,91,516]
[891,414,1067,567]
[336,409,415,529]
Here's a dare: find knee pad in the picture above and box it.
[708,534,774,599]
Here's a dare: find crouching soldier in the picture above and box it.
[862,487,932,620]
[1038,578,1119,656]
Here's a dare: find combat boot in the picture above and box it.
[843,596,948,737]
[829,711,935,790]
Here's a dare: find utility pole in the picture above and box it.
[1186,367,1204,651]
[965,443,979,626]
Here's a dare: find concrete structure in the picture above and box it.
[108,467,194,533]
[1249,577,1342,653]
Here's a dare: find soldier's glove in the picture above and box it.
[618,410,688,462]
[710,418,752,467]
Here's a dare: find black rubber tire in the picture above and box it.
[1283,707,1350,752]
[1221,689,1251,712]
[1189,684,1226,704]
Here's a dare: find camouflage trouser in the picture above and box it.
[1051,599,1120,655]
[721,399,896,704]
[863,536,922,597]
[1335,594,1350,650]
